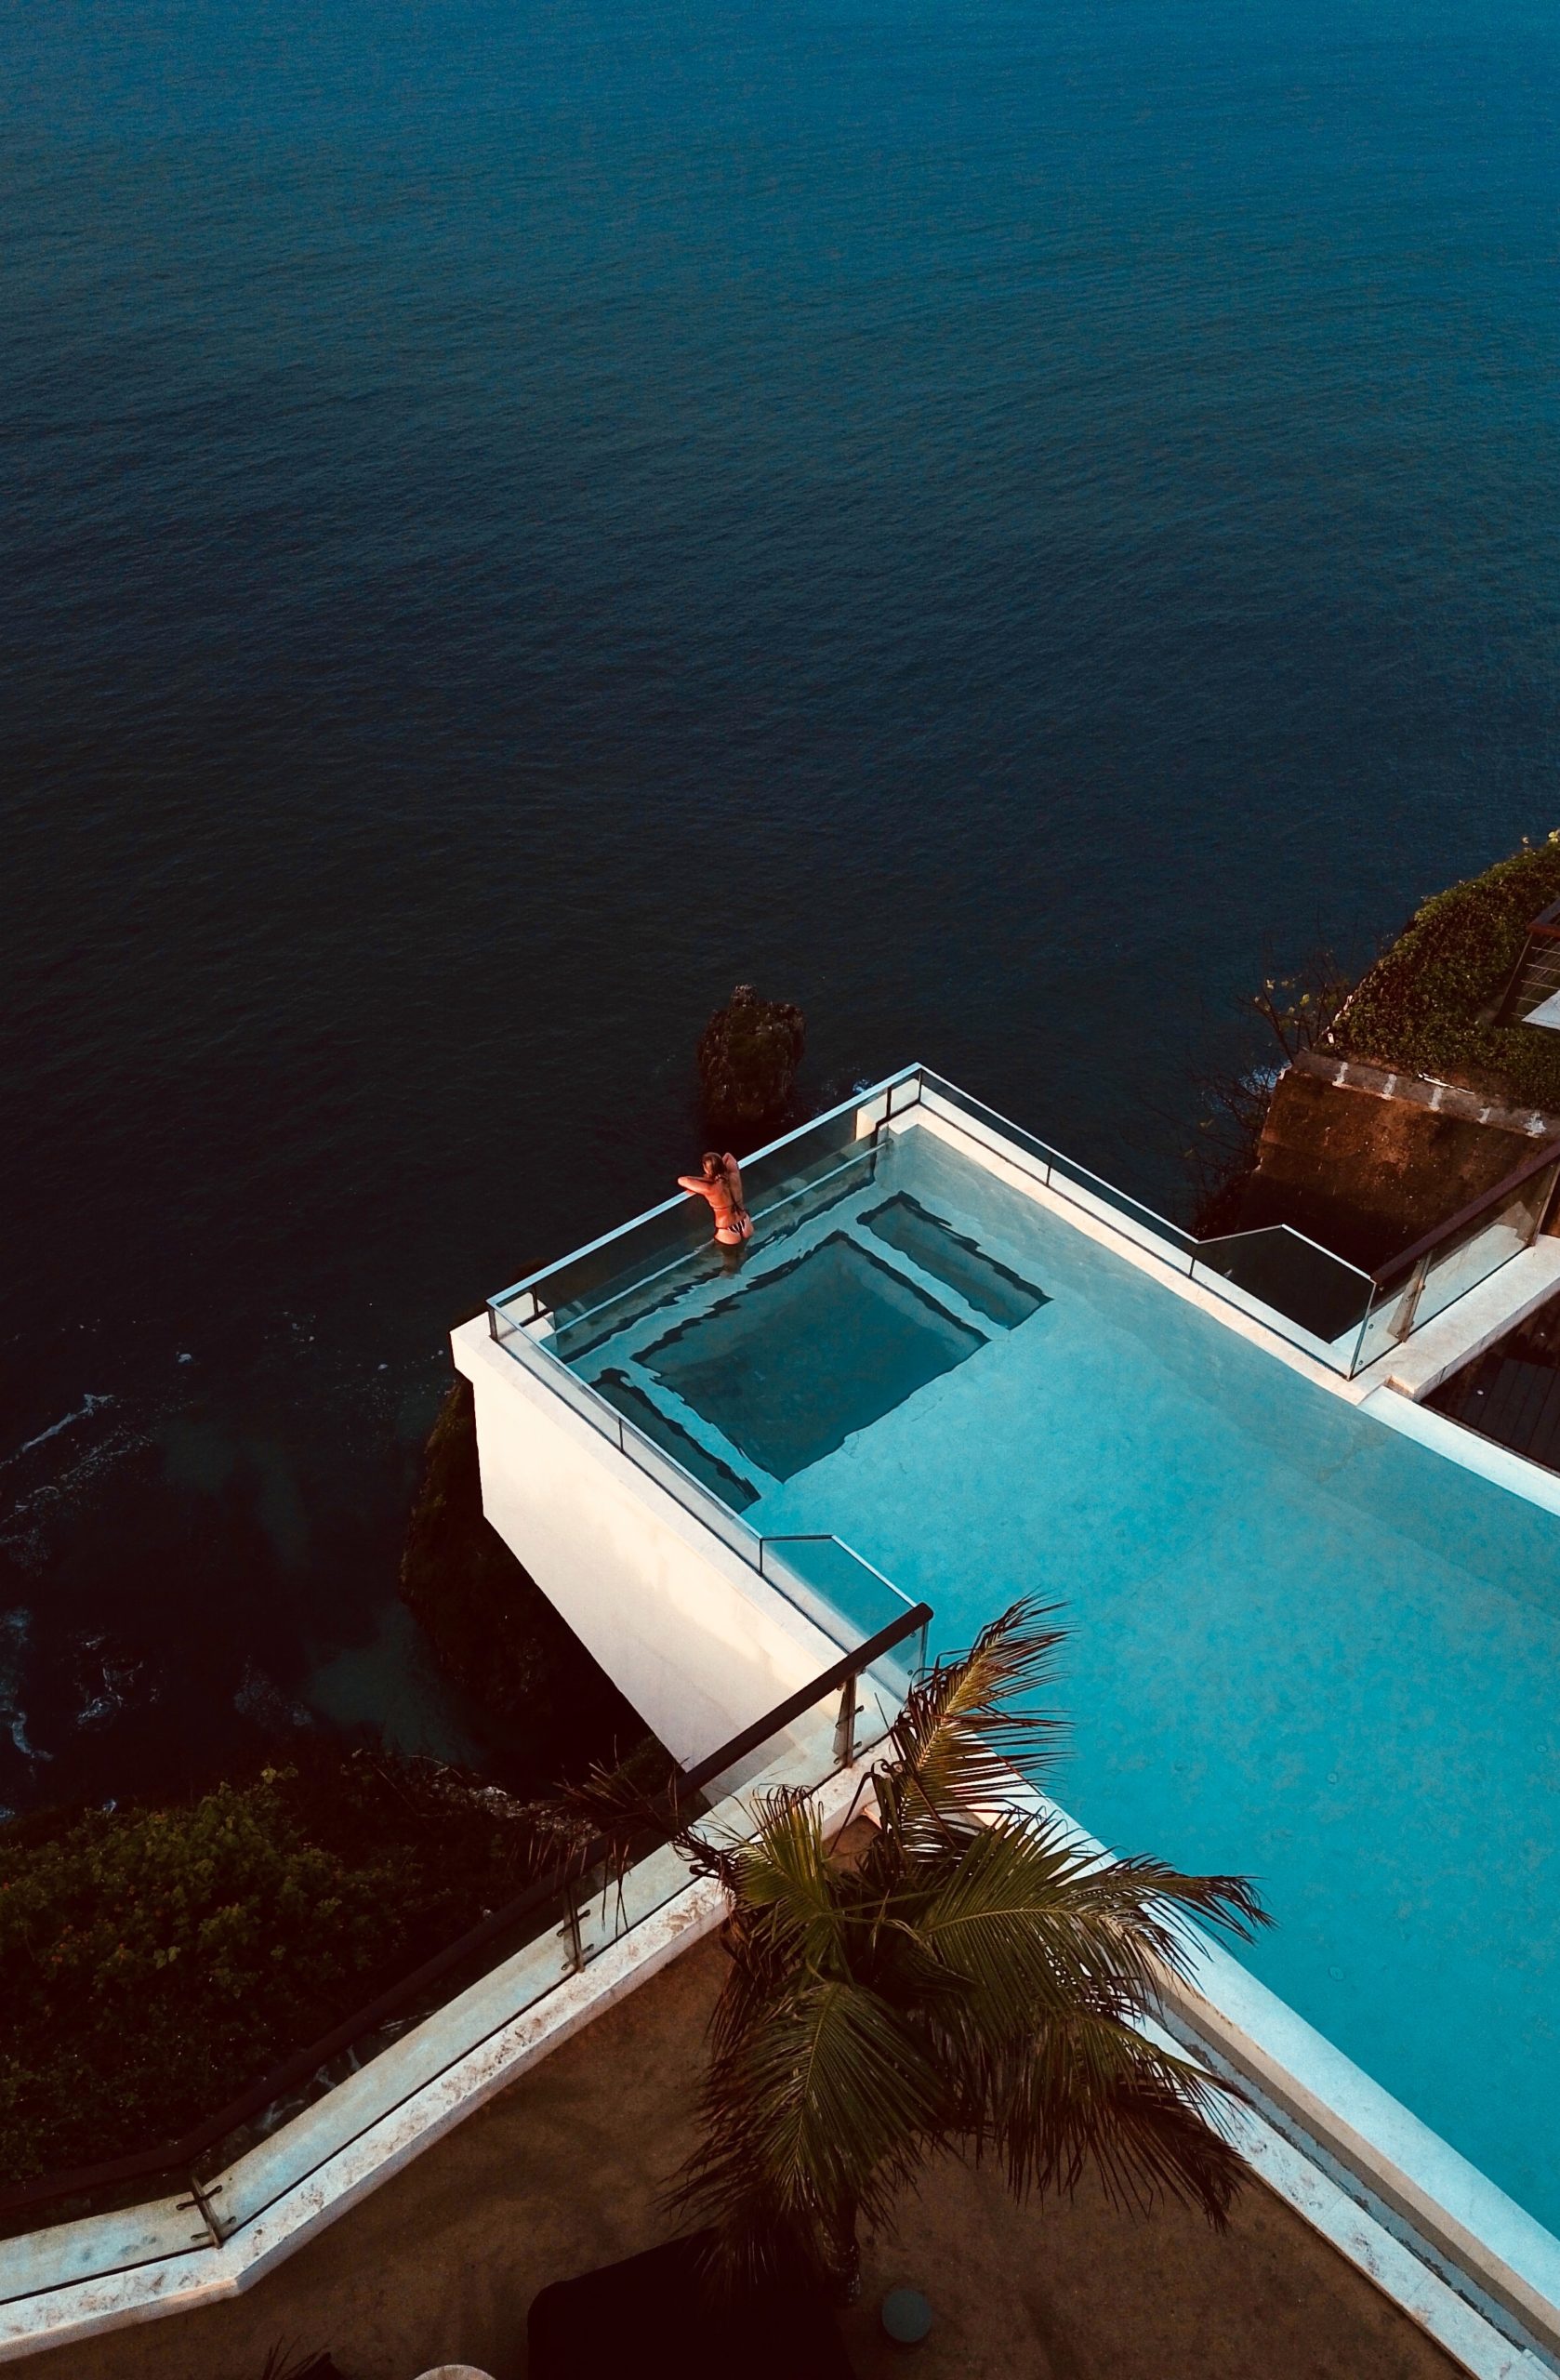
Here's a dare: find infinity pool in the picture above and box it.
[559,1118,1560,2239]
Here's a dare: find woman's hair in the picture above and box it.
[702,1151,726,1178]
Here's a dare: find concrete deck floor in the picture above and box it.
[33,1934,1465,2380]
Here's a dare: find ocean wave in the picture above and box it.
[0,1416,148,1569]
[0,1607,51,1765]
[0,1393,114,1474]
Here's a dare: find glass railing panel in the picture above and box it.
[1038,1149,1199,1275]
[491,1316,760,1550]
[205,1640,921,2234]
[206,1920,579,2231]
[1350,1284,1402,1373]
[1191,1225,1373,1357]
[496,1319,628,1447]
[0,1595,929,2270]
[513,1197,718,1342]
[506,1321,758,1556]
[758,1535,920,1664]
[0,2188,205,2280]
[1408,1172,1553,1333]
[592,1368,760,1512]
[912,1068,1387,1369]
[609,1408,758,1559]
[1350,1165,1558,1369]
[525,1095,891,1360]
[913,1074,1198,1275]
[694,1686,846,1805]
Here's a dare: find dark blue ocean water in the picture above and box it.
[2,0,1556,1812]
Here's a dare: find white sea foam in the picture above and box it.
[0,1393,113,1474]
[0,1607,50,1765]
[0,1413,148,1568]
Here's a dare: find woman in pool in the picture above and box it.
[679,1149,752,1262]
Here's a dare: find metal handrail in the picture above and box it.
[0,1604,930,2232]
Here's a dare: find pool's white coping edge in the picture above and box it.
[1168,1931,1560,2369]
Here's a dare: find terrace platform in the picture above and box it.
[33,1926,1463,2380]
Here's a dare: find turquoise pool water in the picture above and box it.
[561,1119,1560,2237]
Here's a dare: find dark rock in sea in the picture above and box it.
[697,982,806,1130]
[401,1379,654,1792]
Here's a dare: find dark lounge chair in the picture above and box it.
[527,2232,857,2380]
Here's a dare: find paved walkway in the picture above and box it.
[33,1936,1464,2380]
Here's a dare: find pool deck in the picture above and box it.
[30,1925,1468,2380]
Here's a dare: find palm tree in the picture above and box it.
[559,1599,1267,2298]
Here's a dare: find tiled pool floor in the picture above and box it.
[560,1120,1560,2241]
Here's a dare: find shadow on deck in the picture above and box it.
[1429,1289,1560,1474]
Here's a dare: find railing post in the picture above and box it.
[559,1896,588,1974]
[834,1671,860,1768]
[1393,1252,1432,1342]
[1532,1159,1560,1245]
[178,2170,227,2249]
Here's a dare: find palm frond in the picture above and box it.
[704,1791,853,2063]
[989,2005,1248,2226]
[644,1599,1266,2279]
[674,1972,944,2280]
[879,1597,1067,1849]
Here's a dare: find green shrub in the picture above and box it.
[1336,834,1560,1110]
[0,1754,535,2182]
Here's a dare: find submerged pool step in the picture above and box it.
[593,1366,768,1511]
[859,1191,1050,1329]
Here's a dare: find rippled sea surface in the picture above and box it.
[3,0,1556,1811]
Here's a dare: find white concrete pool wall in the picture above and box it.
[465,1072,1560,2371]
[452,1315,848,1766]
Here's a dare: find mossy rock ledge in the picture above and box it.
[697,982,806,1129]
[1336,833,1560,1111]
[401,1378,653,1790]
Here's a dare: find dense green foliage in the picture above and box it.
[0,1752,536,2181]
[1337,835,1560,1109]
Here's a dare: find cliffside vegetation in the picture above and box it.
[0,1749,540,2181]
[1190,835,1560,1239]
[1336,833,1560,1110]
